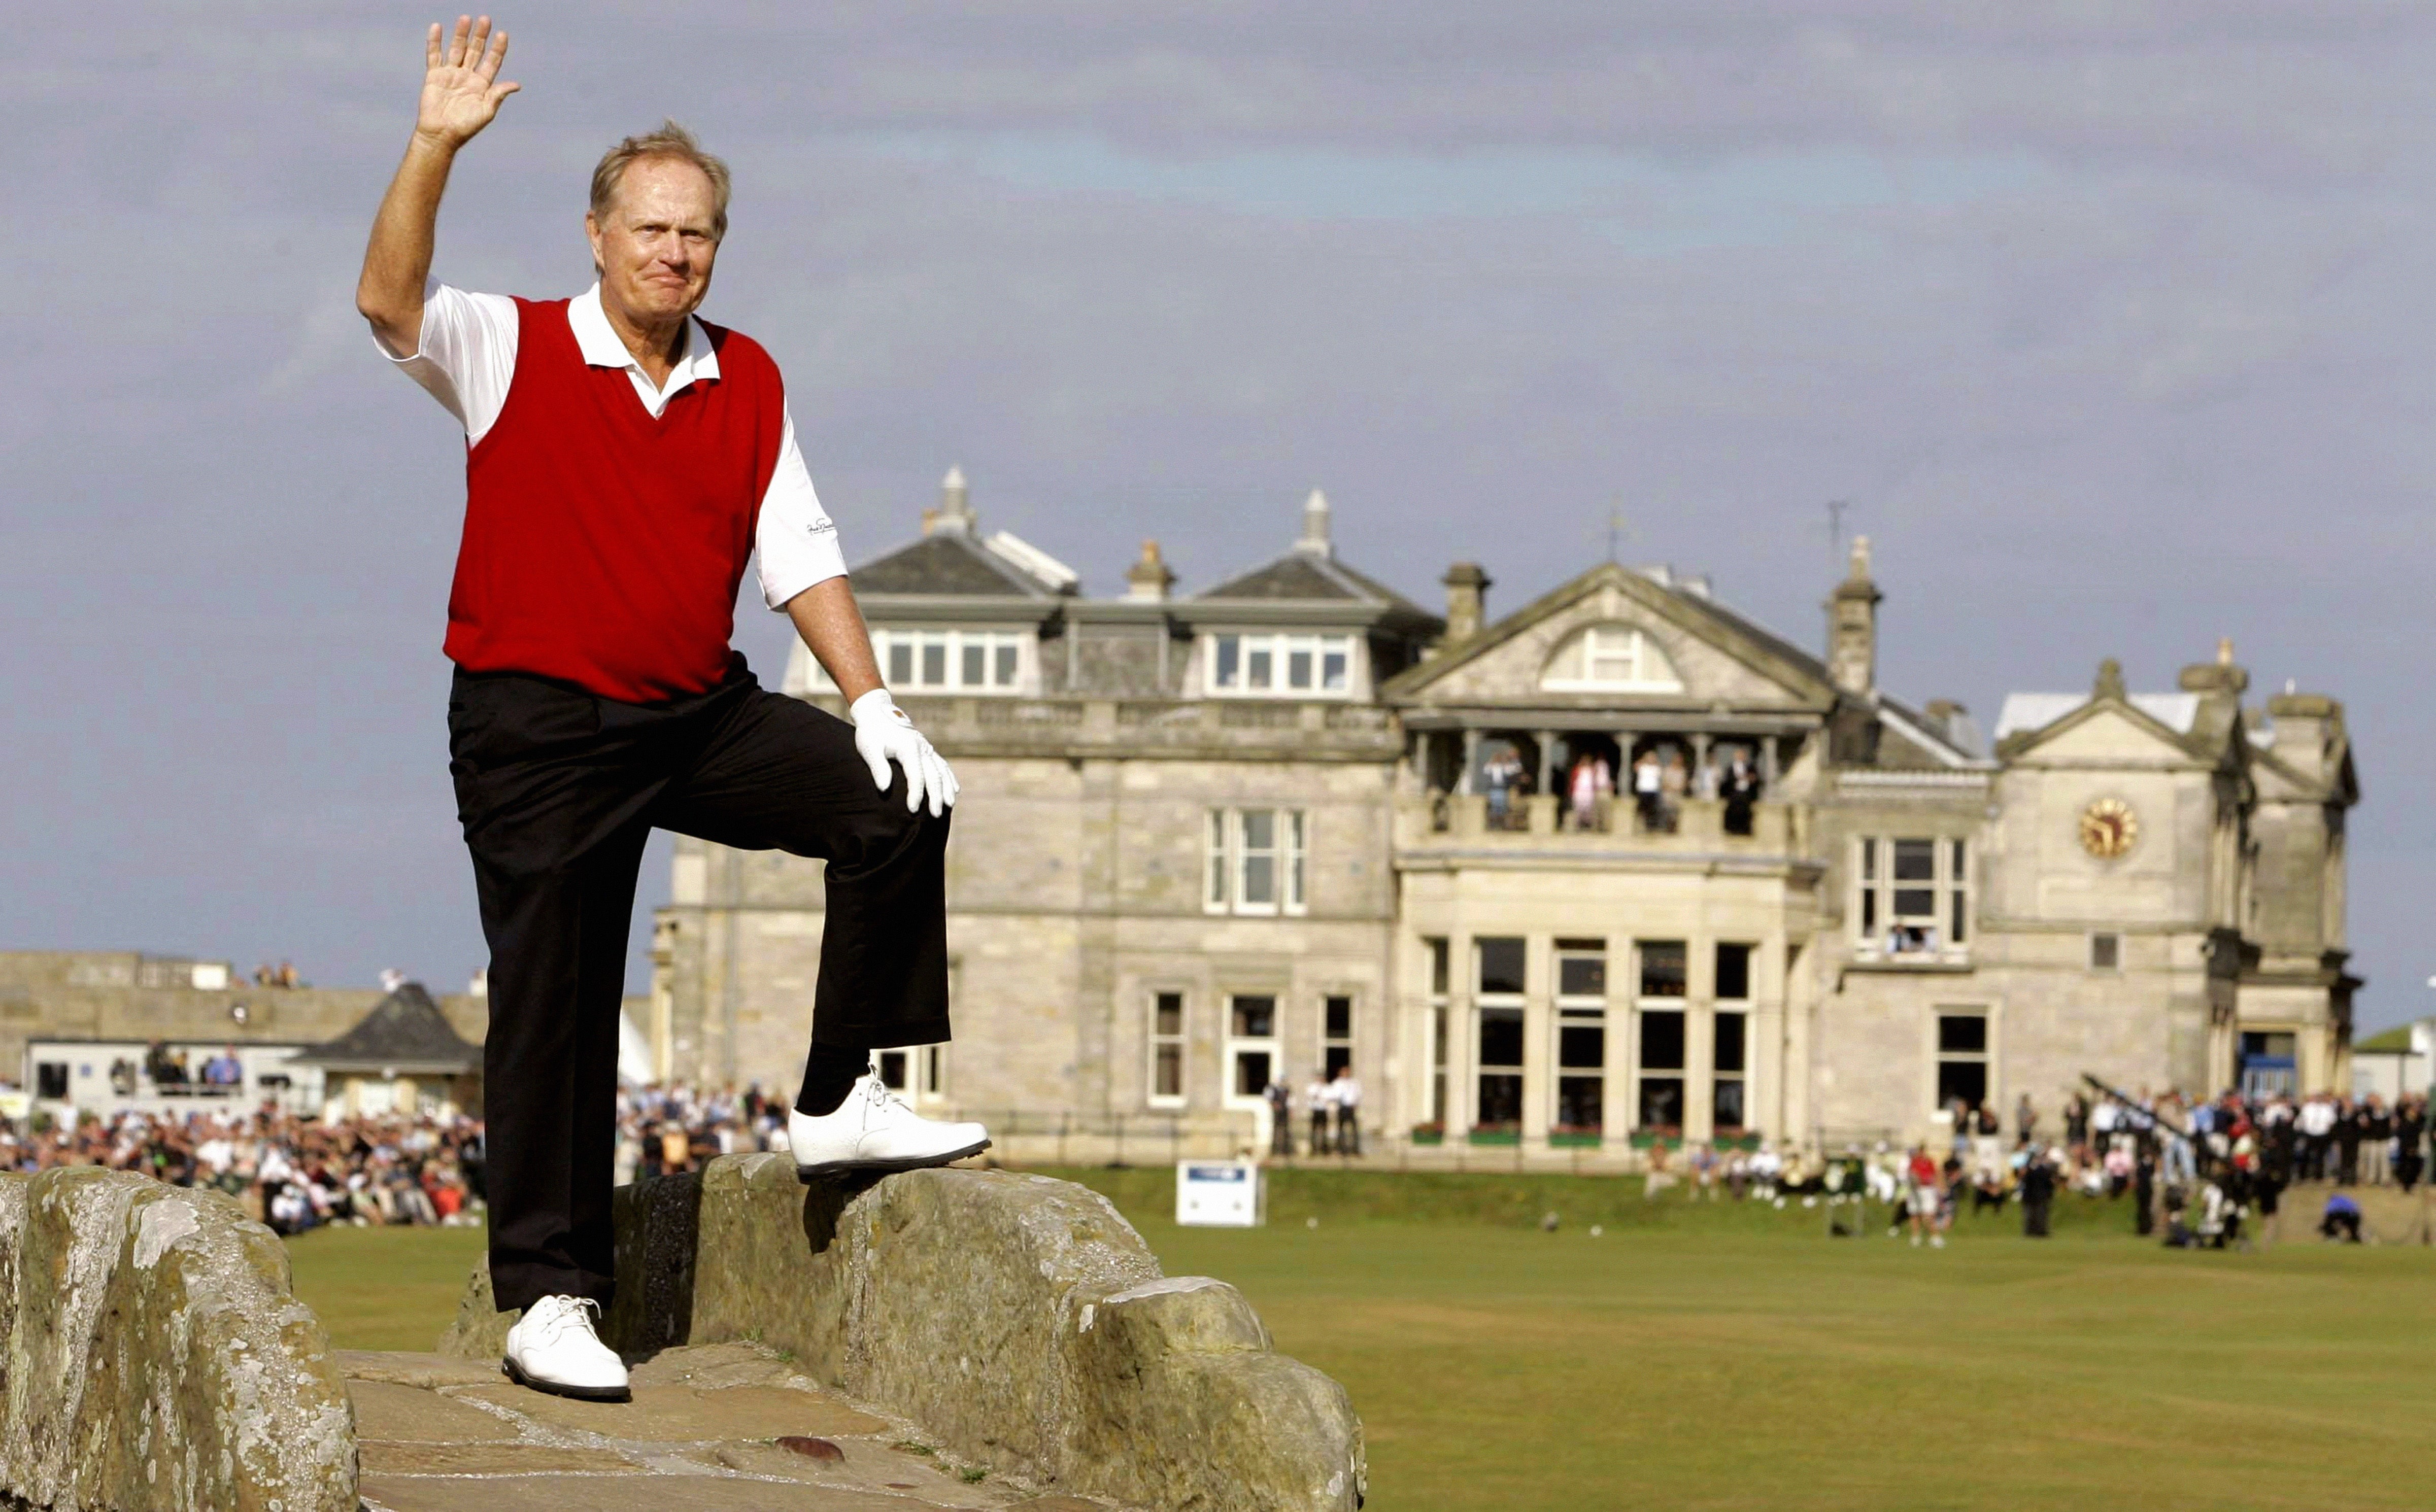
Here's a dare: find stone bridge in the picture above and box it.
[0,1159,1363,1511]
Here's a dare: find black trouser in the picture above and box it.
[449,663,951,1314]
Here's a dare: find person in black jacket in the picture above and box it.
[2394,1095,2427,1194]
[2019,1147,2058,1238]
[2359,1095,2393,1186]
[2333,1098,2363,1186]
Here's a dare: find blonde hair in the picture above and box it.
[589,120,731,238]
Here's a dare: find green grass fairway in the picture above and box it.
[285,1222,485,1352]
[284,1176,2435,1510]
[1048,1170,2436,1512]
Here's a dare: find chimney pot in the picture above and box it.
[936,465,973,534]
[1297,489,1333,556]
[1442,562,1491,642]
[1125,538,1176,603]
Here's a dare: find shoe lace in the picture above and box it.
[532,1295,603,1346]
[862,1071,914,1120]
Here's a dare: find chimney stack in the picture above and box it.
[1825,534,1881,695]
[2266,688,2344,779]
[2091,657,2127,702]
[2177,636,2251,698]
[934,465,974,535]
[1442,562,1491,643]
[1125,539,1176,603]
[1297,488,1333,557]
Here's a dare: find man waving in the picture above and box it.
[357,17,988,1403]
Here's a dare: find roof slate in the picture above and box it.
[291,983,480,1073]
[852,534,1052,597]
[1195,550,1436,624]
[1199,553,1363,602]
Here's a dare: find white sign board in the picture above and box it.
[1176,1159,1264,1227]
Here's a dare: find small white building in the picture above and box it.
[22,1037,325,1119]
[289,982,482,1121]
[2352,1019,2433,1104]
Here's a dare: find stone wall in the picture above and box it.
[442,1159,1366,1511]
[0,1167,356,1511]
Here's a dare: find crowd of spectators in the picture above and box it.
[0,1104,485,1235]
[1628,1084,2430,1249]
[0,1082,809,1239]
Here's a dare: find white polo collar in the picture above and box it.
[569,282,719,397]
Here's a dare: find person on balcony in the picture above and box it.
[1568,751,1610,832]
[1631,747,1664,831]
[1482,745,1524,830]
[1719,747,1762,836]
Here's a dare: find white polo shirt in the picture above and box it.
[380,281,848,613]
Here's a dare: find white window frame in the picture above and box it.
[1552,939,1608,1136]
[1632,940,1690,1135]
[1322,993,1356,1079]
[1223,994,1282,1112]
[1203,807,1308,917]
[1148,990,1187,1109]
[866,628,1032,694]
[1932,1007,1994,1114]
[1540,624,1684,694]
[1423,937,1450,1126]
[1712,1009,1748,1133]
[1474,937,1528,1132]
[1203,632,1356,699]
[1855,836,1971,959]
[876,1044,948,1105]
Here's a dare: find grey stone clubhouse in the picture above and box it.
[650,471,2360,1156]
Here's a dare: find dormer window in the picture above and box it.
[1540,624,1684,694]
[1206,632,1354,698]
[868,629,1031,694]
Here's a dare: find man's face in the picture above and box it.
[586,156,721,328]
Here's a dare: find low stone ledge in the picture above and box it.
[441,1158,1364,1510]
[0,1166,356,1511]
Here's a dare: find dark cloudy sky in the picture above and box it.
[7,5,2426,1028]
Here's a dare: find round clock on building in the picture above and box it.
[2078,798,2138,859]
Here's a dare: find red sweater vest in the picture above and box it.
[446,298,784,702]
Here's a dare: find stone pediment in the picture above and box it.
[1381,563,1836,710]
[1999,698,2211,770]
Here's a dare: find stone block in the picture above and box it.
[1069,1277,1366,1511]
[354,1471,938,1510]
[446,1157,1365,1510]
[450,1382,889,1441]
[0,1166,356,1511]
[347,1379,518,1442]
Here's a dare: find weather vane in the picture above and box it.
[1595,501,1634,563]
[1825,499,1851,560]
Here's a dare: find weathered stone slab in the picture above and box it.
[358,1472,952,1510]
[627,1339,805,1390]
[349,1378,522,1442]
[439,1159,1366,1509]
[452,1381,890,1440]
[0,1166,356,1511]
[358,1440,644,1475]
[1069,1275,1367,1511]
[341,1348,505,1388]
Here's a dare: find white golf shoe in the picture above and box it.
[501,1294,630,1402]
[787,1068,991,1179]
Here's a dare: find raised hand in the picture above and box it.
[415,15,519,149]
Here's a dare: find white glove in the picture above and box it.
[849,689,958,816]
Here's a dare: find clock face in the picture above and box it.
[2079,798,2138,859]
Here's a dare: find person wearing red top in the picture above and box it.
[357,17,989,1402]
[1904,1145,1946,1249]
